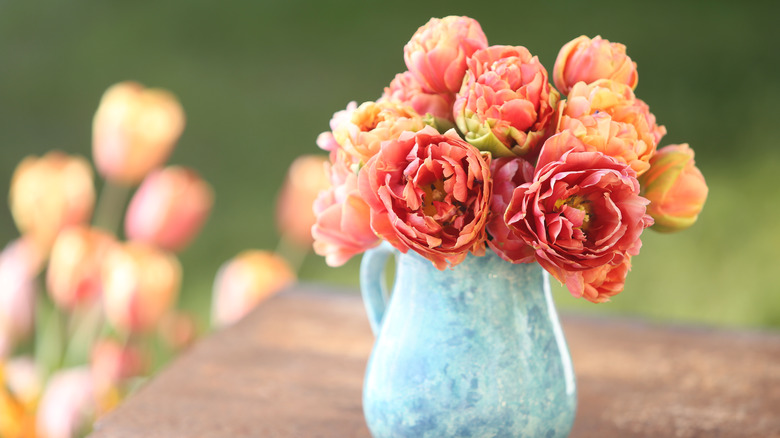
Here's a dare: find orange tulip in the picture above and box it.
[101,242,181,333]
[124,166,214,252]
[275,155,330,247]
[211,250,295,328]
[46,227,116,311]
[92,81,185,185]
[9,151,95,253]
[639,144,708,232]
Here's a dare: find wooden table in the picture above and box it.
[90,285,780,438]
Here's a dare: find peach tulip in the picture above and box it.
[275,155,331,248]
[46,226,116,311]
[211,250,295,328]
[553,35,638,95]
[404,16,488,95]
[92,81,185,185]
[639,144,708,232]
[9,151,95,253]
[0,238,40,357]
[101,242,181,333]
[124,166,214,252]
[454,45,559,158]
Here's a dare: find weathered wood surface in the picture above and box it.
[90,285,780,438]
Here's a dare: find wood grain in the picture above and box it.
[90,285,780,438]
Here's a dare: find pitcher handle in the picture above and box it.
[360,242,395,335]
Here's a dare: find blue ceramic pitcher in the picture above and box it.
[360,243,577,437]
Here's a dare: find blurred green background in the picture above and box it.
[1,0,778,329]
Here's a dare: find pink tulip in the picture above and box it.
[311,149,381,267]
[332,100,425,165]
[158,311,198,351]
[275,155,331,248]
[505,131,653,299]
[553,35,638,95]
[0,238,40,357]
[380,71,456,122]
[358,126,491,270]
[90,339,146,394]
[316,101,358,153]
[211,250,296,327]
[3,357,42,408]
[639,144,708,232]
[36,368,96,438]
[47,226,116,311]
[101,242,181,333]
[404,16,488,95]
[454,45,560,158]
[124,166,214,252]
[9,151,95,253]
[486,157,536,264]
[92,81,185,185]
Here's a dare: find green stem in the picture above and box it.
[92,181,132,236]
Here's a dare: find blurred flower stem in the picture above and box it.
[274,233,308,276]
[62,302,104,369]
[34,293,65,379]
[92,181,131,236]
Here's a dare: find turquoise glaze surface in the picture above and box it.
[360,243,577,438]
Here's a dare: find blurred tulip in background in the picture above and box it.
[211,250,295,328]
[90,339,145,396]
[0,238,40,357]
[124,166,214,252]
[275,155,330,248]
[101,242,182,333]
[92,81,185,185]
[9,152,95,254]
[35,368,95,438]
[46,227,116,311]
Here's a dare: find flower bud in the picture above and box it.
[211,250,295,328]
[101,242,181,333]
[47,226,116,311]
[124,166,213,252]
[275,155,330,248]
[9,151,95,254]
[639,144,708,232]
[0,238,40,357]
[92,81,185,185]
[553,35,638,95]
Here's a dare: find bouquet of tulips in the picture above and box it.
[312,16,708,302]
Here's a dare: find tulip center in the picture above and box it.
[555,195,593,231]
[422,179,447,217]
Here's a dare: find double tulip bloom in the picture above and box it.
[311,17,708,302]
